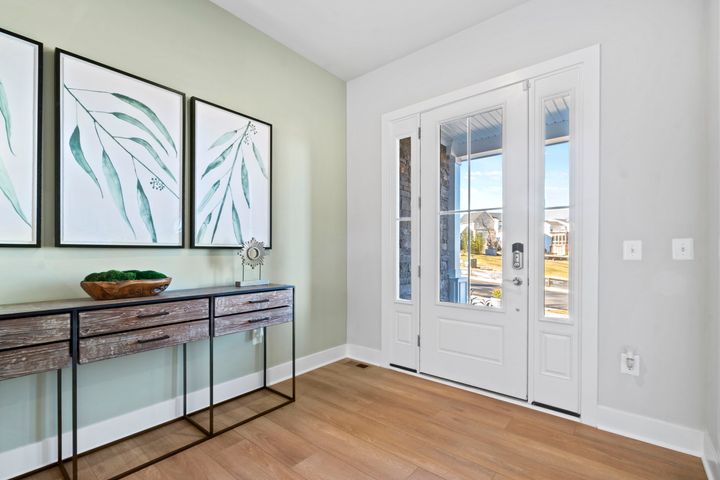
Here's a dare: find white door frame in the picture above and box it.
[380,45,600,426]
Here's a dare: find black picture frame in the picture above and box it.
[190,97,272,250]
[0,27,43,248]
[55,49,186,248]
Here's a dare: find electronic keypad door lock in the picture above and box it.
[512,242,524,270]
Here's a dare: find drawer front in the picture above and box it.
[0,342,70,381]
[79,299,209,337]
[215,289,292,317]
[79,320,209,364]
[215,306,293,337]
[0,314,70,350]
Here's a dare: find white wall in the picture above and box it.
[347,0,711,431]
[710,0,720,471]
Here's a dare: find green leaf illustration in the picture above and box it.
[231,201,243,245]
[196,211,212,243]
[241,157,250,208]
[198,179,220,211]
[211,195,226,244]
[69,127,103,197]
[110,112,169,156]
[101,150,135,237]
[112,93,177,155]
[122,136,176,182]
[0,80,13,155]
[137,180,157,243]
[208,129,237,150]
[252,141,268,179]
[201,142,234,178]
[0,151,30,227]
[210,136,244,245]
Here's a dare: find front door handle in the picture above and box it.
[512,277,523,286]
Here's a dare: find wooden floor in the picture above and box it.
[27,359,706,480]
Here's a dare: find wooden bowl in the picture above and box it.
[80,278,172,301]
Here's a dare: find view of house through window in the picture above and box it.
[438,108,504,308]
[543,95,571,317]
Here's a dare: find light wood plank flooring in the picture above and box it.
[25,359,706,480]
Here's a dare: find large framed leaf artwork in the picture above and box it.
[191,98,271,249]
[0,28,42,247]
[56,50,185,247]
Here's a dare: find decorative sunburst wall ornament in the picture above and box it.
[236,237,269,287]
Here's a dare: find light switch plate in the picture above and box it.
[672,238,694,260]
[623,240,642,261]
[621,352,640,376]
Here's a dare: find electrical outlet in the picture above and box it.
[620,352,640,376]
[252,328,264,345]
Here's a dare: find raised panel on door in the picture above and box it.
[437,318,504,365]
[540,331,572,379]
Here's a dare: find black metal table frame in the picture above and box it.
[7,287,295,480]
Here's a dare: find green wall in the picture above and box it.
[0,0,347,455]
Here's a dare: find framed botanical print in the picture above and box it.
[0,28,42,247]
[56,50,185,247]
[191,98,271,249]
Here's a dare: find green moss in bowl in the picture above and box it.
[83,270,168,282]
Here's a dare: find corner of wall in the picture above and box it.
[705,432,720,480]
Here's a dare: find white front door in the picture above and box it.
[419,83,529,399]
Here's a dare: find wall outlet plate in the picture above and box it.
[672,238,694,260]
[623,240,642,261]
[620,352,640,376]
[252,328,264,345]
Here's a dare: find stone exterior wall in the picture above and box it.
[439,144,458,302]
[398,137,412,300]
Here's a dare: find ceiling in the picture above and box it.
[210,0,529,80]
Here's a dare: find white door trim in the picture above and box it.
[380,45,600,426]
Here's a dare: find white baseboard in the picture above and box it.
[596,405,704,457]
[345,344,383,365]
[705,432,720,480]
[0,344,347,480]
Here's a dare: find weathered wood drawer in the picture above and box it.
[0,314,70,350]
[79,320,209,364]
[215,289,292,317]
[215,306,293,337]
[0,342,71,381]
[79,299,209,337]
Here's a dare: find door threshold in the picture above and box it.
[419,371,527,403]
[389,363,417,373]
[385,364,582,423]
[532,401,580,418]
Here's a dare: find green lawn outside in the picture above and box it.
[462,253,568,279]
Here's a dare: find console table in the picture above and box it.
[0,284,295,480]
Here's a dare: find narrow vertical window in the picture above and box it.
[543,95,570,317]
[397,137,412,300]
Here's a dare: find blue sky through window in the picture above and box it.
[544,142,570,208]
[457,142,569,210]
